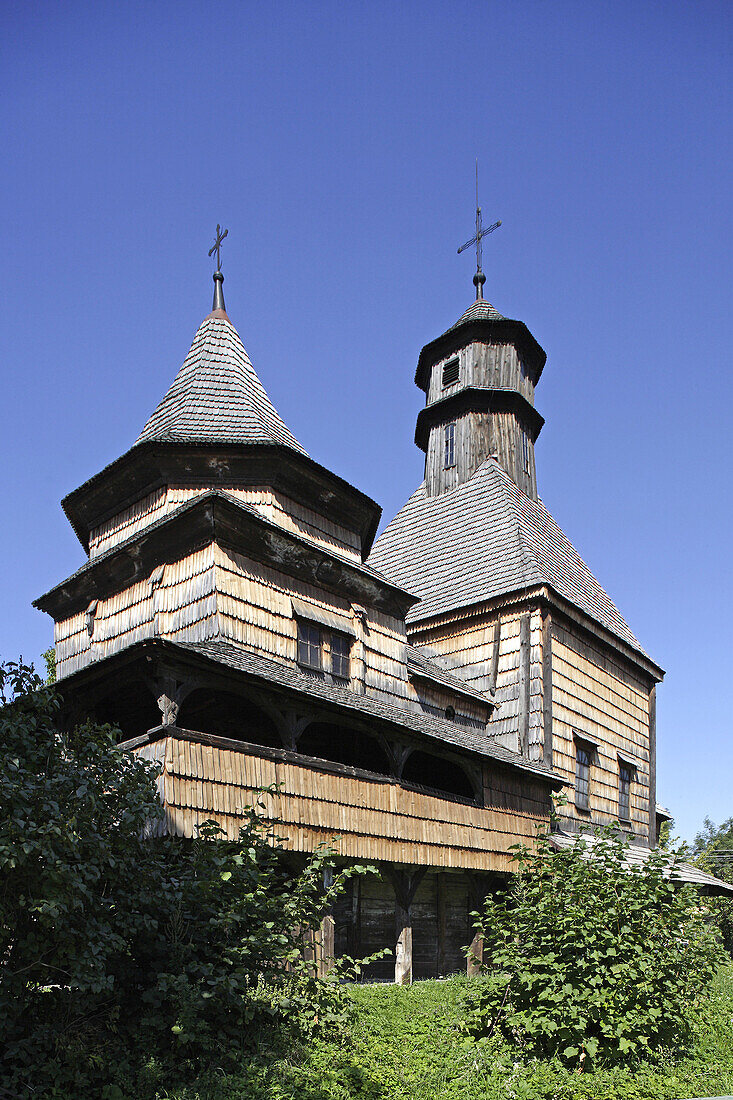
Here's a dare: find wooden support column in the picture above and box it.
[385,867,426,986]
[436,872,447,976]
[466,873,488,977]
[318,867,336,978]
[518,612,531,755]
[541,608,553,768]
[648,685,657,846]
[489,620,501,694]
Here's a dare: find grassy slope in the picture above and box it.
[173,968,733,1100]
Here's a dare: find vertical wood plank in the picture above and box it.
[518,613,531,755]
[542,609,553,768]
[648,684,657,845]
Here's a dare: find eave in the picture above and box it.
[406,585,665,684]
[61,441,382,560]
[414,387,545,451]
[34,489,418,621]
[415,317,547,392]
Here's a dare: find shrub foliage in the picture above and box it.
[0,659,369,1097]
[464,828,725,1067]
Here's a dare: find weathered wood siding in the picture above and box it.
[137,732,549,870]
[426,342,535,407]
[424,339,537,498]
[89,484,362,562]
[551,620,651,839]
[411,608,544,761]
[55,546,219,679]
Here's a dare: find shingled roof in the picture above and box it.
[369,458,653,663]
[449,298,506,328]
[136,310,307,454]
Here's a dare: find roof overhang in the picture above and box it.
[61,441,382,560]
[550,831,733,896]
[53,637,566,788]
[406,585,665,683]
[415,317,547,392]
[35,489,417,621]
[414,387,545,452]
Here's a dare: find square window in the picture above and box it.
[297,621,322,670]
[444,422,456,469]
[330,632,351,680]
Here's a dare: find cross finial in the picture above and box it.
[208,224,228,272]
[457,161,501,300]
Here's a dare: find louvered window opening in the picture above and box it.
[619,764,633,821]
[442,357,460,387]
[297,620,351,682]
[575,744,591,810]
[444,422,456,469]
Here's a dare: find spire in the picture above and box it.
[208,223,228,315]
[135,308,307,455]
[457,162,501,301]
[212,270,226,313]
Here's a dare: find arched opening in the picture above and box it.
[401,749,475,801]
[296,722,391,775]
[177,688,281,748]
[93,679,160,741]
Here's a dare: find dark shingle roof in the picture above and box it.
[550,832,733,895]
[174,638,561,784]
[449,299,506,328]
[369,458,652,661]
[136,311,307,454]
[406,645,493,706]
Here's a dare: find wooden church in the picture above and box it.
[34,231,726,984]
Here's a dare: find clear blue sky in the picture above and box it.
[1,1,730,843]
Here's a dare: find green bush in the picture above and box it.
[0,659,371,1098]
[462,827,725,1068]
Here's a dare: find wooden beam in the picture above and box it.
[542,609,553,768]
[518,613,531,755]
[648,685,657,846]
[437,872,447,976]
[466,872,488,977]
[385,867,426,985]
[489,621,501,694]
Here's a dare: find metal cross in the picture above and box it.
[457,162,501,288]
[208,224,228,272]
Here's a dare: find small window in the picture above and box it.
[445,705,456,721]
[297,621,322,670]
[442,357,460,388]
[330,631,351,680]
[444,422,456,469]
[575,744,592,810]
[521,432,531,474]
[619,764,633,821]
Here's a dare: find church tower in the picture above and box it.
[415,287,546,499]
[370,208,666,846]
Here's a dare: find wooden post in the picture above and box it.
[385,867,426,986]
[436,872,447,976]
[466,872,486,977]
[318,866,336,978]
[541,608,553,768]
[489,620,501,694]
[395,906,413,985]
[648,684,657,846]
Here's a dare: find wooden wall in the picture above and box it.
[88,484,362,562]
[411,601,654,841]
[426,341,535,407]
[411,607,545,762]
[550,620,652,840]
[134,731,549,871]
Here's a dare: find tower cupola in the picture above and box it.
[414,298,546,499]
